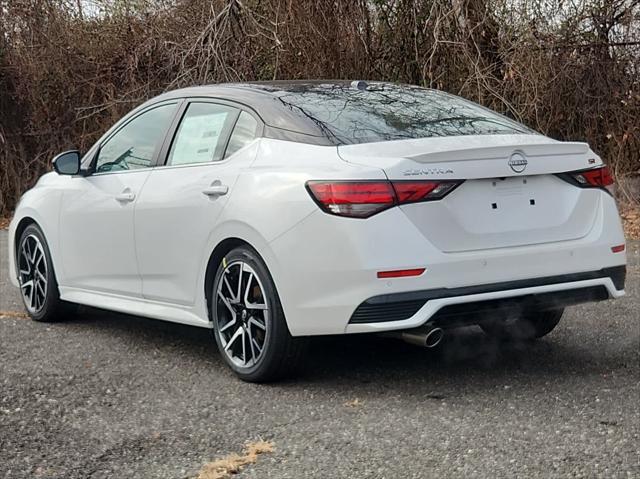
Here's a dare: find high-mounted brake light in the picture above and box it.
[560,166,615,195]
[306,180,462,218]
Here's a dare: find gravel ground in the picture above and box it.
[1,230,638,479]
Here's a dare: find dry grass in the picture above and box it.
[195,440,274,479]
[0,310,29,319]
[344,398,363,408]
[621,204,640,240]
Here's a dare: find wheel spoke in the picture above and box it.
[35,270,46,282]
[224,326,243,352]
[34,288,41,310]
[20,248,30,270]
[29,284,36,309]
[23,239,32,263]
[252,337,263,355]
[34,252,44,270]
[29,239,38,262]
[248,316,266,330]
[244,273,268,310]
[247,327,257,363]
[222,275,237,303]
[219,317,237,333]
[217,290,235,316]
[236,262,244,303]
[241,326,247,364]
[36,279,45,298]
[20,279,33,290]
[243,271,254,305]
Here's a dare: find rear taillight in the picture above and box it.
[392,181,460,203]
[560,166,614,194]
[306,180,462,218]
[305,181,395,218]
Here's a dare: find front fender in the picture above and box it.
[8,208,58,288]
[7,177,64,288]
[7,216,20,287]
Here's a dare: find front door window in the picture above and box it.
[95,104,176,173]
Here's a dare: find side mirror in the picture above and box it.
[52,150,81,175]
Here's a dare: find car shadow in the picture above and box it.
[62,306,604,389]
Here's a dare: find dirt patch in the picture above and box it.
[195,440,274,479]
[0,217,11,230]
[0,310,28,319]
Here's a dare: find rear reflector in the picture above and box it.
[306,180,462,218]
[611,244,625,253]
[377,268,426,279]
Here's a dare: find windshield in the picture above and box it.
[268,83,534,145]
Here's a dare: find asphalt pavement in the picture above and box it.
[1,229,638,478]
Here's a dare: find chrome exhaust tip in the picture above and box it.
[424,327,444,348]
[391,326,445,348]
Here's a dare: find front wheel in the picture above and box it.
[211,246,306,382]
[480,307,564,340]
[17,224,72,322]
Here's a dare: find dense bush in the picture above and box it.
[1,0,638,215]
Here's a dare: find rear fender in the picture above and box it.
[198,220,284,324]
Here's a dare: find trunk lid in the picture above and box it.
[338,134,601,253]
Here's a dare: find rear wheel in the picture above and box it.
[480,307,563,340]
[17,224,72,322]
[211,246,306,382]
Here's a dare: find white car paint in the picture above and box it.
[8,92,627,337]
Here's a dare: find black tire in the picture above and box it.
[211,246,307,382]
[17,224,73,322]
[480,307,564,340]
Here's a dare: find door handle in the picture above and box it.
[202,184,229,197]
[115,190,136,203]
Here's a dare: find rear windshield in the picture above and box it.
[271,83,534,145]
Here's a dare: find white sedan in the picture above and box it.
[8,81,627,381]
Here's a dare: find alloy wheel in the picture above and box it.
[215,261,269,368]
[18,234,48,314]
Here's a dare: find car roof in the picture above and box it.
[154,80,358,101]
[146,80,389,145]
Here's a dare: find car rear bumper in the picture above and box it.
[345,266,624,333]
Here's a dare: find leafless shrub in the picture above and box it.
[1,0,638,216]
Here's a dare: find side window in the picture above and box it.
[224,111,258,159]
[95,104,176,173]
[167,103,235,166]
